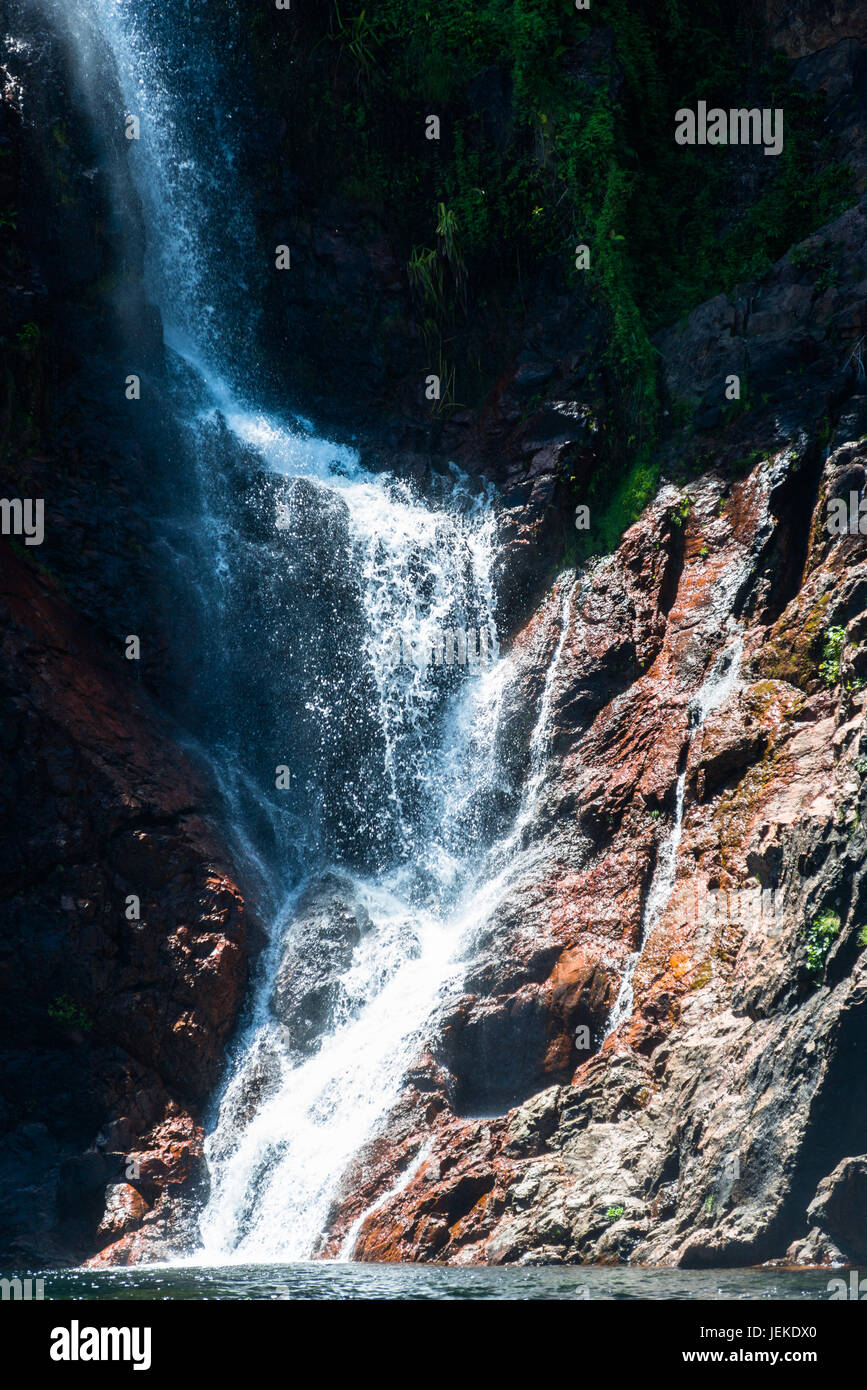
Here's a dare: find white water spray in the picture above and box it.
[38,0,568,1262]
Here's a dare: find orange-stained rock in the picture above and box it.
[96,1184,150,1244]
[320,430,867,1269]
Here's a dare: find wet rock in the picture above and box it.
[803,1155,867,1261]
[0,543,254,1266]
[436,992,551,1116]
[271,875,371,1055]
[96,1184,151,1244]
[687,696,769,798]
[322,432,867,1269]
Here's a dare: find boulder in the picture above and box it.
[805,1156,867,1261]
[271,875,372,1055]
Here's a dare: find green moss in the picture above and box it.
[15,322,41,354]
[758,593,832,690]
[715,747,782,871]
[593,454,660,553]
[690,959,713,991]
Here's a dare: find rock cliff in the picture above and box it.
[321,433,867,1266]
[3,0,867,1269]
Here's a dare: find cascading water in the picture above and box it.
[604,627,745,1037]
[42,0,545,1261]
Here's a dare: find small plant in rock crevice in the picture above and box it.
[47,994,93,1033]
[802,910,841,983]
[819,625,846,687]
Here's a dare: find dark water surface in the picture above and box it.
[20,1263,839,1301]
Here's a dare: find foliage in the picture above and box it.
[329,4,383,89]
[819,625,846,687]
[16,322,41,353]
[803,911,840,983]
[605,1204,625,1222]
[47,994,92,1033]
[668,495,692,529]
[249,0,855,551]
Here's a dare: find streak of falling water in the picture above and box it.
[604,628,745,1038]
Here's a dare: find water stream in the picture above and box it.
[604,628,745,1037]
[39,0,553,1263]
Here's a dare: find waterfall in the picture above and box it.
[40,0,545,1261]
[604,628,744,1037]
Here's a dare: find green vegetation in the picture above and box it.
[803,910,841,983]
[251,1,852,551]
[47,995,92,1033]
[668,495,692,529]
[605,1204,625,1222]
[16,322,41,354]
[819,625,846,687]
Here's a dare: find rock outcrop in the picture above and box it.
[271,875,372,1057]
[310,2,867,1270]
[319,429,867,1268]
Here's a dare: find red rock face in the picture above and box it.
[318,433,867,1268]
[0,545,256,1265]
